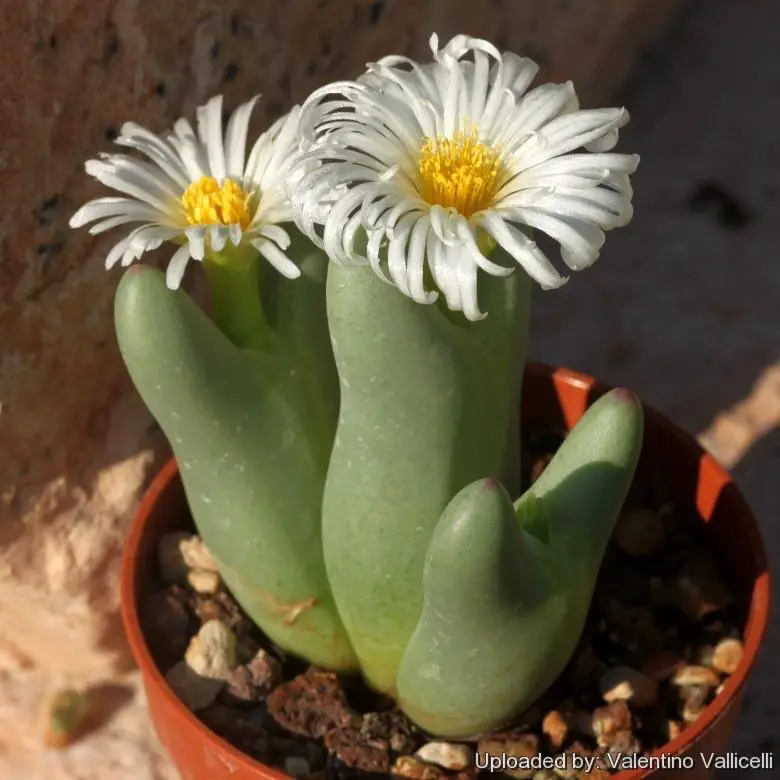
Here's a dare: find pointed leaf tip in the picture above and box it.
[525,382,644,587]
[610,386,639,404]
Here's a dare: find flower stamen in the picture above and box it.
[418,128,504,217]
[181,176,253,230]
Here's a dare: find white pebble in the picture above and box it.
[187,568,221,595]
[179,534,218,571]
[599,665,658,707]
[184,620,237,680]
[712,638,744,675]
[158,532,217,583]
[416,741,473,770]
[671,665,721,688]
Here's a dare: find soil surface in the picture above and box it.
[141,428,746,779]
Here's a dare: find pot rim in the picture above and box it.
[121,361,771,780]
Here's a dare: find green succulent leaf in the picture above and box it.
[524,387,645,596]
[396,388,643,737]
[114,224,643,738]
[114,243,356,671]
[321,251,531,695]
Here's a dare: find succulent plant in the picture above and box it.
[73,33,644,739]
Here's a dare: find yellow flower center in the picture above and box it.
[181,176,253,230]
[417,128,504,217]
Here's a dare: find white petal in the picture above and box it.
[518,108,629,169]
[186,226,206,260]
[171,117,197,143]
[229,223,243,246]
[500,52,541,99]
[245,107,301,189]
[559,222,607,270]
[586,131,619,152]
[441,51,465,136]
[89,216,159,235]
[97,152,182,198]
[498,206,604,271]
[224,96,259,180]
[362,193,396,230]
[366,225,392,281]
[481,54,539,136]
[492,82,578,152]
[342,211,366,255]
[246,125,281,186]
[323,184,377,263]
[455,250,485,321]
[406,215,437,304]
[252,239,301,278]
[254,196,293,227]
[166,244,193,289]
[453,218,514,277]
[84,159,177,215]
[535,186,634,226]
[116,123,190,189]
[257,224,291,250]
[514,152,640,183]
[288,161,375,241]
[119,225,177,267]
[370,56,441,107]
[105,236,131,269]
[386,212,417,297]
[384,196,423,233]
[196,94,227,181]
[427,233,462,310]
[300,82,424,158]
[168,131,208,180]
[115,231,147,268]
[209,225,230,253]
[70,196,162,228]
[469,49,491,124]
[429,205,459,246]
[477,212,566,289]
[259,107,303,184]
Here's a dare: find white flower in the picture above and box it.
[70,95,303,288]
[288,33,639,320]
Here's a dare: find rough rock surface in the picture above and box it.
[0,0,685,776]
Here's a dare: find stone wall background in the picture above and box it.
[0,0,687,776]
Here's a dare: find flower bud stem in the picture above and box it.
[203,243,269,350]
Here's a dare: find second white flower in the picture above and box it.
[288,33,640,320]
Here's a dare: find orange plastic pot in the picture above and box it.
[121,362,770,780]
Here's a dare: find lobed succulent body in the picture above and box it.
[75,33,644,738]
